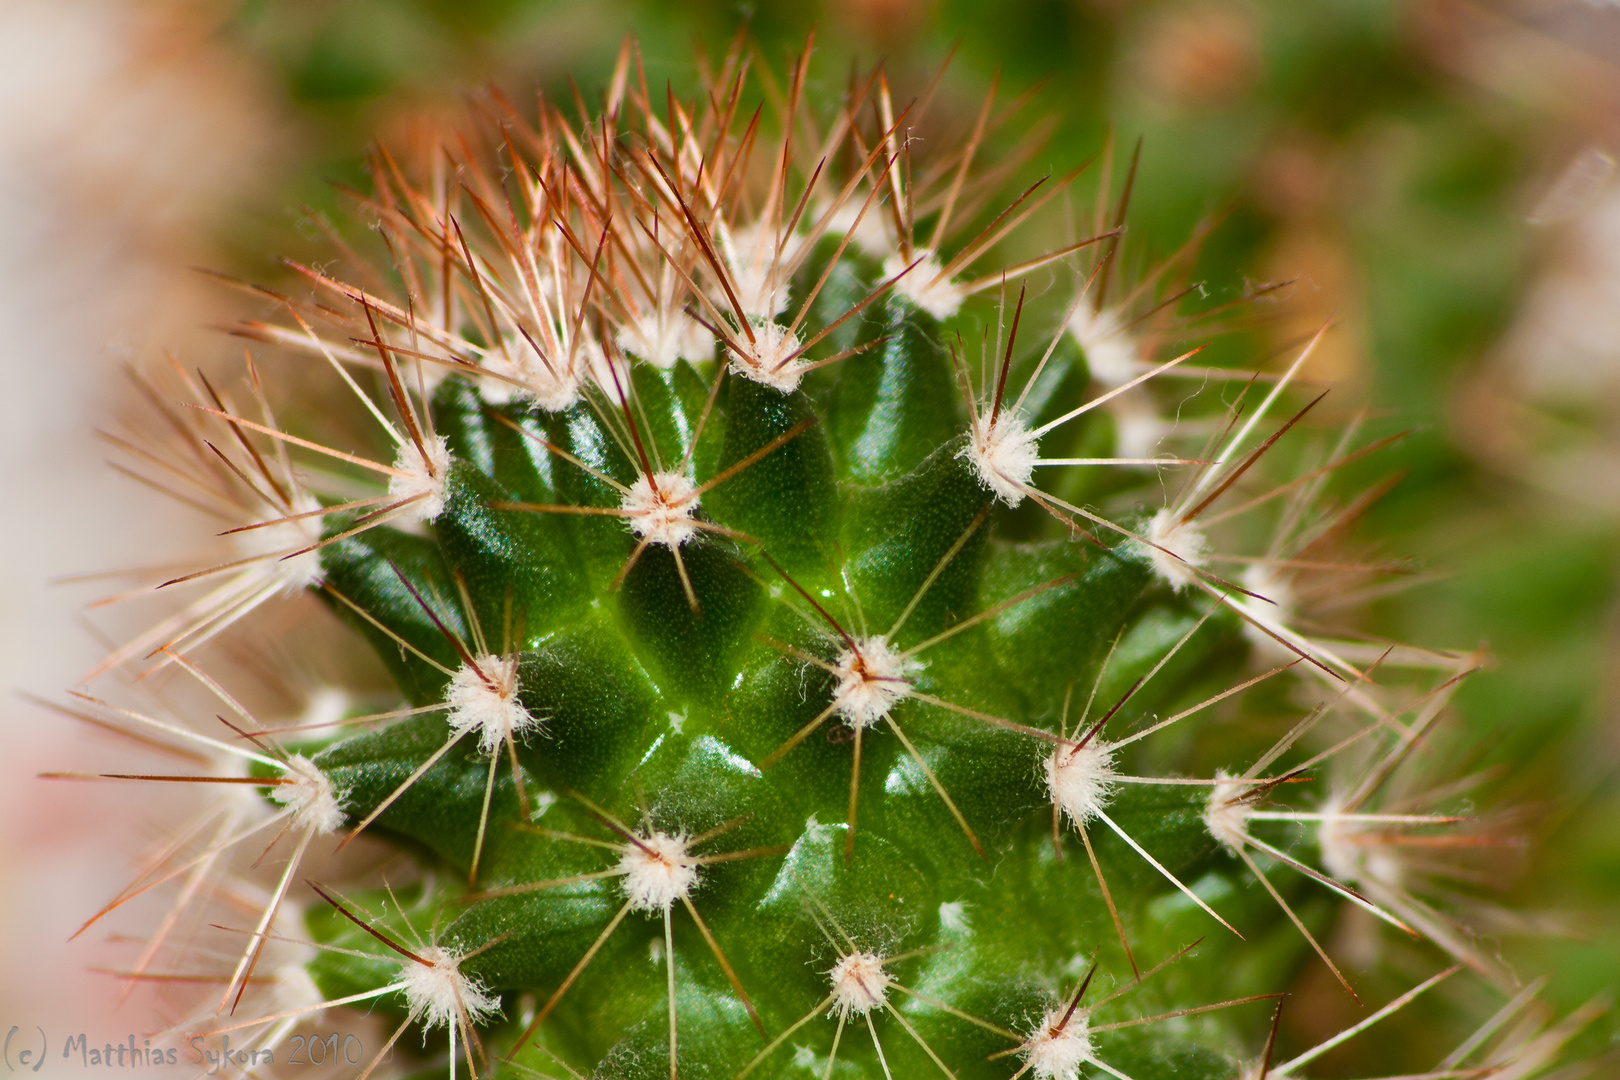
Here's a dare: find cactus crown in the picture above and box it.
[72,35,1572,1080]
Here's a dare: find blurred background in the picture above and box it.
[3,0,1619,1073]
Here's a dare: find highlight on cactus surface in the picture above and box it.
[48,33,1610,1080]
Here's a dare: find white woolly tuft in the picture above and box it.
[233,489,326,592]
[1067,305,1138,387]
[1240,563,1297,655]
[267,907,321,1011]
[475,348,529,407]
[886,249,962,321]
[621,472,700,547]
[1110,394,1172,462]
[478,341,596,413]
[616,312,714,369]
[727,221,801,319]
[298,687,351,731]
[270,959,323,1015]
[1239,563,1294,615]
[1318,799,1360,881]
[823,200,891,258]
[1131,507,1210,591]
[1022,1006,1095,1080]
[619,831,699,913]
[939,901,971,933]
[1203,771,1253,853]
[401,944,502,1031]
[831,636,919,729]
[828,951,889,1017]
[1045,740,1118,827]
[271,754,346,835]
[389,435,452,522]
[1317,797,1404,889]
[962,413,1040,506]
[537,346,602,413]
[446,654,540,756]
[729,320,807,392]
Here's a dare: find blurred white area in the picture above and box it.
[0,0,275,1061]
[1463,150,1620,508]
[1509,150,1620,400]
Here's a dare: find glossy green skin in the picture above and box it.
[302,280,1310,1079]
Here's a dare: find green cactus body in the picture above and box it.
[303,344,1274,1080]
[68,38,1559,1080]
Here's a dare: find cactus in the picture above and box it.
[62,37,1604,1080]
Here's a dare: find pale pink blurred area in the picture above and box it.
[0,0,281,1064]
